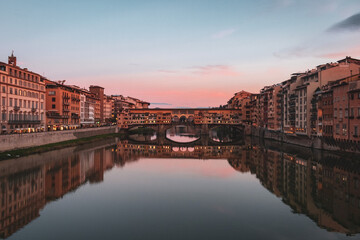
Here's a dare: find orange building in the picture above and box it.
[45,80,80,130]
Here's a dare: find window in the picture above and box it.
[343,124,347,136]
[9,98,13,107]
[336,124,340,134]
[52,104,55,109]
[52,97,55,102]
[355,126,359,136]
[2,86,5,93]
[48,91,55,96]
[1,97,5,106]
[9,88,13,94]
[351,108,354,117]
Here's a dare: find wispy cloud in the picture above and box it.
[327,12,360,32]
[212,28,236,39]
[150,102,172,106]
[274,12,360,59]
[190,65,241,76]
[157,69,177,74]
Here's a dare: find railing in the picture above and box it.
[8,120,41,124]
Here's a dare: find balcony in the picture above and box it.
[71,113,80,119]
[63,95,70,99]
[14,106,20,111]
[8,120,41,124]
[47,112,69,119]
[31,108,37,112]
[63,102,70,106]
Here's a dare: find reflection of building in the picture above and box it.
[238,143,360,235]
[0,143,116,238]
[0,167,46,238]
[115,141,245,160]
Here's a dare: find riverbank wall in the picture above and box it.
[245,125,360,154]
[0,126,118,152]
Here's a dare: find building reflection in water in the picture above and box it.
[0,139,119,239]
[0,137,360,238]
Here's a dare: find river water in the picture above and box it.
[1,127,360,239]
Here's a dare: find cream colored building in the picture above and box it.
[0,53,46,133]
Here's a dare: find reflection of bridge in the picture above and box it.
[116,140,247,160]
[117,108,245,130]
[129,131,245,147]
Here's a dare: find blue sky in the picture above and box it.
[1,0,360,107]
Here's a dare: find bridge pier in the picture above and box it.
[201,124,209,135]
[156,124,167,145]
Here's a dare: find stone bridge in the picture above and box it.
[118,108,244,129]
[118,108,245,140]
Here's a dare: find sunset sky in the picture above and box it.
[1,0,360,107]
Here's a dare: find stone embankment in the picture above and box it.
[0,126,118,152]
[245,125,360,154]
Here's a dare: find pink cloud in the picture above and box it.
[191,65,241,77]
[316,46,360,59]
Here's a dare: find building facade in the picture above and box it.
[0,53,46,134]
[45,80,80,130]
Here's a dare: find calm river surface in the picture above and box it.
[1,129,360,239]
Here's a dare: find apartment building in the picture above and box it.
[0,53,46,134]
[45,80,80,130]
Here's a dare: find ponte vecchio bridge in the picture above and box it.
[117,108,244,134]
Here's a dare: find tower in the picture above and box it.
[8,51,17,66]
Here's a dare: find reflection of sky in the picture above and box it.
[166,126,201,142]
[2,1,360,107]
[9,157,354,240]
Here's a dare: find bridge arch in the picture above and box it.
[179,116,187,123]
